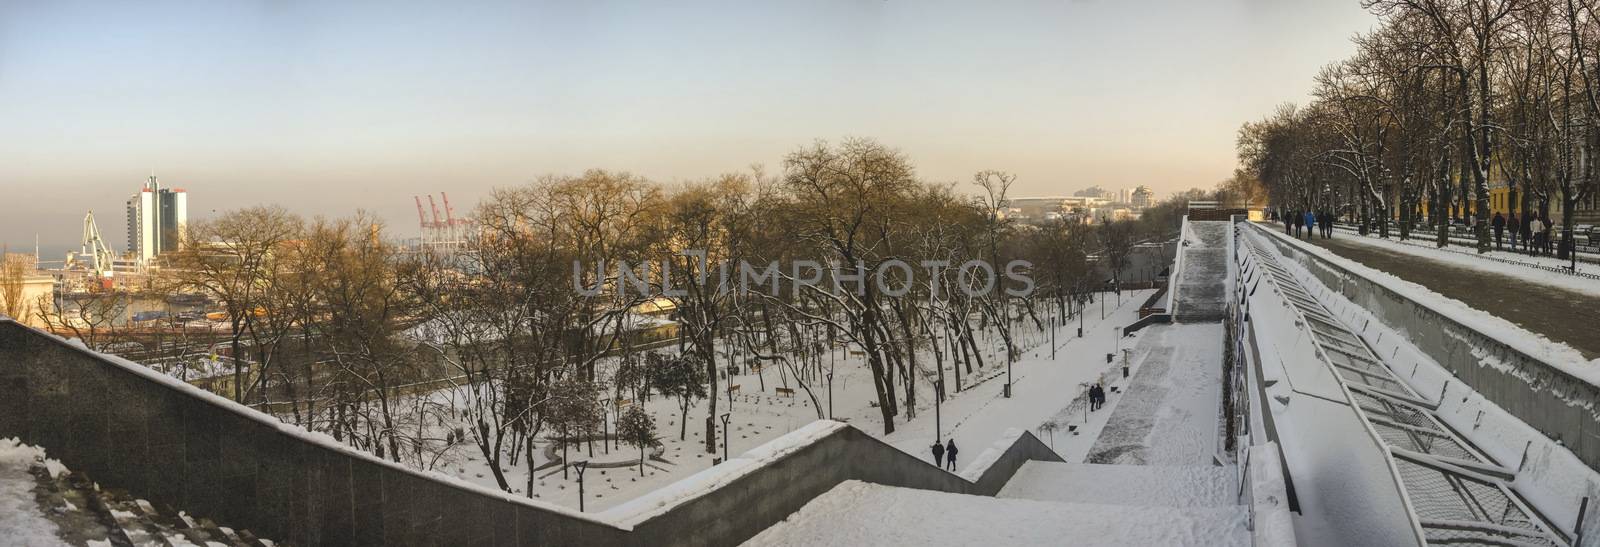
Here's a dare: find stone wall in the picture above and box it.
[0,318,1062,546]
[1252,226,1600,471]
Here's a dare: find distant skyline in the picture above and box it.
[1,0,1374,250]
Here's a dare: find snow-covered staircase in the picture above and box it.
[1172,220,1230,322]
[745,479,1250,546]
[997,461,1238,509]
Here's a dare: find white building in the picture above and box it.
[125,175,187,264]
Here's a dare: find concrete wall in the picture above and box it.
[0,318,1063,546]
[1251,226,1600,471]
[633,427,1063,546]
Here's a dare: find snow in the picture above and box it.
[1084,323,1224,466]
[34,328,616,527]
[12,287,1168,537]
[997,460,1236,508]
[1236,230,1423,545]
[1262,235,1600,540]
[600,421,845,526]
[1245,442,1296,547]
[957,428,1024,482]
[1253,224,1600,387]
[742,480,1249,546]
[0,438,71,547]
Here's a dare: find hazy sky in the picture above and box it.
[1,0,1374,251]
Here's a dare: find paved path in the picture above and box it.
[1307,235,1600,359]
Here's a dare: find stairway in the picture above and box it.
[747,461,1249,546]
[1172,221,1230,322]
[29,466,274,547]
[997,461,1237,509]
[744,478,1249,546]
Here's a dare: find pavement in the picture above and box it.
[1304,234,1600,359]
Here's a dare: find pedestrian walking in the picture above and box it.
[1294,212,1305,238]
[1508,212,1520,252]
[931,441,944,468]
[1492,212,1505,250]
[945,440,959,471]
[1304,211,1316,239]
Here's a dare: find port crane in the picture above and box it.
[80,211,115,277]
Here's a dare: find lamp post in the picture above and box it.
[935,378,944,443]
[573,461,590,512]
[1004,345,1013,398]
[826,372,834,419]
[720,413,732,462]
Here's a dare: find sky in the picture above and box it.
[0,0,1375,252]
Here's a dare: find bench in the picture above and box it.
[615,399,632,409]
[727,384,741,394]
[775,387,795,398]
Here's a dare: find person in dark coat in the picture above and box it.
[1492,212,1505,250]
[1543,215,1555,255]
[1508,212,1520,252]
[931,441,944,468]
[945,439,959,471]
[1294,212,1304,238]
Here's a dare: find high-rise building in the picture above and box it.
[125,175,187,264]
[1132,185,1155,208]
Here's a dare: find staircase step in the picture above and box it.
[997,461,1237,508]
[746,480,1248,546]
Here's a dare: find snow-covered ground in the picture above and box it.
[0,438,70,547]
[743,480,1248,547]
[414,290,1157,513]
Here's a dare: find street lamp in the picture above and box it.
[573,461,590,512]
[720,413,732,462]
[826,372,834,419]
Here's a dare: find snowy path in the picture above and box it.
[743,480,1248,547]
[1084,323,1223,466]
[879,291,1153,468]
[998,461,1235,508]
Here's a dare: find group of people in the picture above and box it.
[1489,211,1557,256]
[1088,383,1107,412]
[930,439,959,470]
[1276,209,1336,240]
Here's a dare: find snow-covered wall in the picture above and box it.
[1251,224,1600,473]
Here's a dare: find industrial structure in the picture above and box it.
[413,192,473,254]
